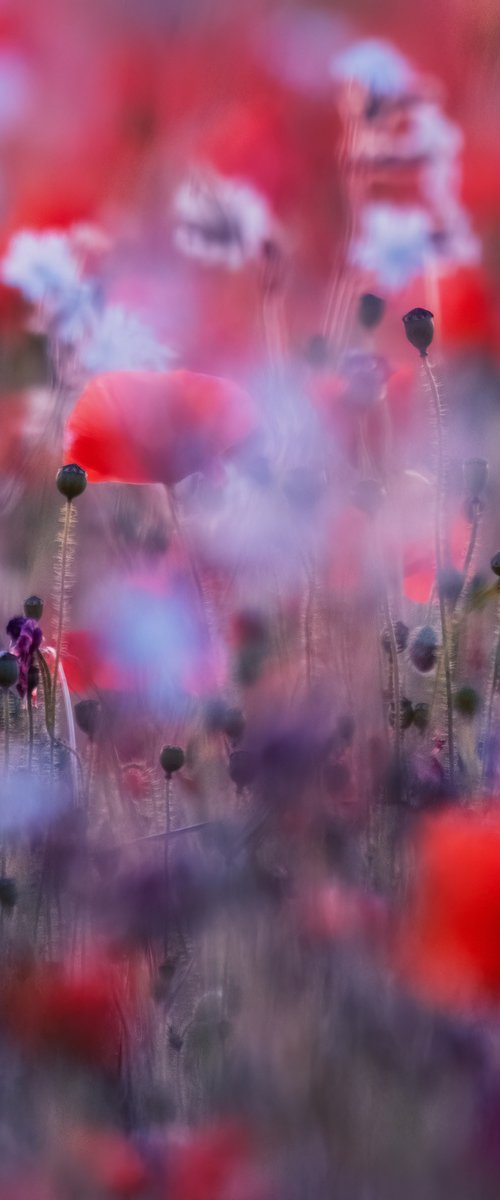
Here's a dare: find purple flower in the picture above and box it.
[6,615,43,698]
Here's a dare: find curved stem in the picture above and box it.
[422,355,455,786]
[27,689,33,770]
[3,690,9,775]
[50,498,73,737]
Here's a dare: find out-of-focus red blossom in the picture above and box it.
[63,630,136,694]
[65,370,259,486]
[0,960,125,1071]
[167,1123,254,1200]
[296,881,388,946]
[63,1126,148,1198]
[439,267,497,352]
[310,364,418,472]
[397,808,500,1008]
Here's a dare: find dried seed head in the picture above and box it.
[159,745,185,776]
[402,307,434,355]
[23,595,44,620]
[0,652,19,689]
[56,463,87,500]
[358,292,386,330]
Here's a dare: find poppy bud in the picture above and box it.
[56,463,87,500]
[74,699,101,741]
[358,292,386,330]
[409,626,438,673]
[491,553,500,578]
[23,595,44,620]
[228,749,258,790]
[351,478,385,516]
[413,702,430,733]
[389,696,414,730]
[463,458,488,499]
[159,745,185,776]
[0,653,19,689]
[0,876,17,910]
[402,307,434,355]
[454,686,480,719]
[381,621,409,654]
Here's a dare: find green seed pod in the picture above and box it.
[159,745,185,776]
[56,463,87,500]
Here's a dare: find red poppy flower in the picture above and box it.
[65,369,259,486]
[398,807,500,1008]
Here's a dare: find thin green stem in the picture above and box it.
[3,690,9,774]
[422,355,455,786]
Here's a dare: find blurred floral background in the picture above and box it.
[1,1,500,1197]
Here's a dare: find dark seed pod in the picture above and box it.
[463,458,488,499]
[159,745,185,776]
[74,699,101,741]
[358,292,386,330]
[454,686,480,719]
[389,696,414,730]
[413,702,430,733]
[23,595,44,620]
[27,663,40,695]
[438,567,463,607]
[409,626,438,673]
[0,876,17,911]
[0,653,19,689]
[56,463,87,500]
[402,307,434,355]
[491,553,500,578]
[228,749,258,790]
[381,621,409,654]
[351,478,385,516]
[222,707,246,743]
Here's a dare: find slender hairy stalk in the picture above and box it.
[27,689,34,769]
[50,498,74,738]
[481,592,500,786]
[422,355,455,785]
[3,691,9,774]
[164,774,172,958]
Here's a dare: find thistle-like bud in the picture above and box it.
[56,463,87,500]
[23,595,44,620]
[381,621,409,654]
[74,699,101,741]
[402,307,434,356]
[159,745,185,776]
[409,625,438,673]
[0,652,19,689]
[463,458,488,499]
[358,292,386,330]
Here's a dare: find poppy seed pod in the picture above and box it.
[0,653,19,689]
[409,625,438,673]
[159,745,185,776]
[463,458,488,500]
[381,621,409,654]
[56,463,87,500]
[23,595,44,620]
[74,699,102,741]
[402,308,434,355]
[491,553,500,578]
[358,292,386,330]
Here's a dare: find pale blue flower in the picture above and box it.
[81,304,171,373]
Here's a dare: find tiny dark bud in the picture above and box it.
[402,307,434,355]
[56,463,87,500]
[228,748,258,790]
[0,652,19,689]
[491,553,500,578]
[381,621,409,654]
[358,292,386,330]
[222,707,246,743]
[23,595,44,620]
[413,702,430,733]
[389,696,414,730]
[74,699,101,740]
[351,478,385,516]
[463,458,488,499]
[0,876,17,911]
[409,626,438,673]
[454,685,480,719]
[160,745,185,776]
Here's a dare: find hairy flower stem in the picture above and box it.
[422,355,455,786]
[27,690,34,770]
[3,691,9,775]
[50,498,73,742]
[164,774,172,959]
